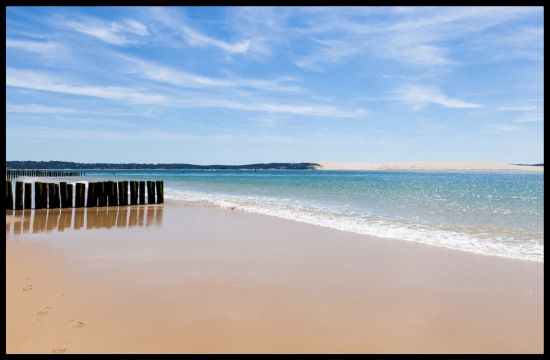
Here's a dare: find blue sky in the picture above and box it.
[6,6,543,164]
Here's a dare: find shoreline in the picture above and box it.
[316,161,543,172]
[6,200,544,353]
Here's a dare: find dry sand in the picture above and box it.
[316,161,543,171]
[6,202,544,354]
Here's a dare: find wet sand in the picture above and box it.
[6,201,543,353]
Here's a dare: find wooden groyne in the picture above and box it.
[6,169,85,180]
[5,180,164,211]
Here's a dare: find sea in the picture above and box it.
[10,169,544,262]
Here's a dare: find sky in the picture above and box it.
[6,6,544,164]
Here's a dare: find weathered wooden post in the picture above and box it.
[87,182,96,208]
[147,181,155,204]
[67,184,73,208]
[156,181,164,203]
[54,183,61,208]
[139,181,146,204]
[117,182,125,206]
[24,183,32,209]
[48,183,59,208]
[6,180,13,211]
[15,182,24,210]
[105,181,113,206]
[75,183,85,208]
[60,182,68,208]
[123,181,129,205]
[111,181,118,206]
[47,183,57,209]
[41,183,48,209]
[35,182,43,209]
[129,181,137,205]
[97,182,106,207]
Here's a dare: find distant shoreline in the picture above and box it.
[5,161,319,170]
[316,161,543,172]
[5,161,543,172]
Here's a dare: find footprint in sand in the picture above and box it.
[36,306,54,317]
[52,341,71,354]
[70,320,85,328]
[22,284,33,292]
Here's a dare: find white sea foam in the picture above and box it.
[165,188,543,262]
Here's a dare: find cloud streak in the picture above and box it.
[58,16,149,45]
[7,68,168,104]
[395,85,482,110]
[149,7,251,53]
[118,55,301,93]
[7,39,61,56]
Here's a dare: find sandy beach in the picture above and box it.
[6,200,543,354]
[316,161,543,171]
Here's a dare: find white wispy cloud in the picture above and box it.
[149,7,250,53]
[6,39,61,56]
[495,105,538,112]
[7,68,168,104]
[58,17,149,45]
[117,55,301,92]
[176,98,368,118]
[490,124,518,132]
[6,68,364,118]
[7,104,78,114]
[251,6,542,70]
[513,113,543,123]
[394,85,482,110]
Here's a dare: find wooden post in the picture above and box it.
[75,183,85,208]
[147,181,155,204]
[48,183,55,208]
[117,182,125,206]
[156,181,164,203]
[6,180,13,211]
[96,182,106,207]
[67,184,74,208]
[54,183,61,208]
[24,183,32,209]
[139,181,146,205]
[104,181,112,206]
[123,181,129,205]
[35,183,43,209]
[130,181,138,205]
[15,182,24,210]
[60,182,68,208]
[87,182,96,208]
[112,181,118,206]
[41,183,48,209]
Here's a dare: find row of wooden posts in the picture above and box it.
[6,180,164,210]
[6,169,85,180]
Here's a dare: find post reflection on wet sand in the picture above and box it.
[46,209,60,232]
[6,205,163,235]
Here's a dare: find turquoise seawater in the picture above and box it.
[16,170,545,261]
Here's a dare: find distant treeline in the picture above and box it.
[6,161,321,170]
[511,163,544,166]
